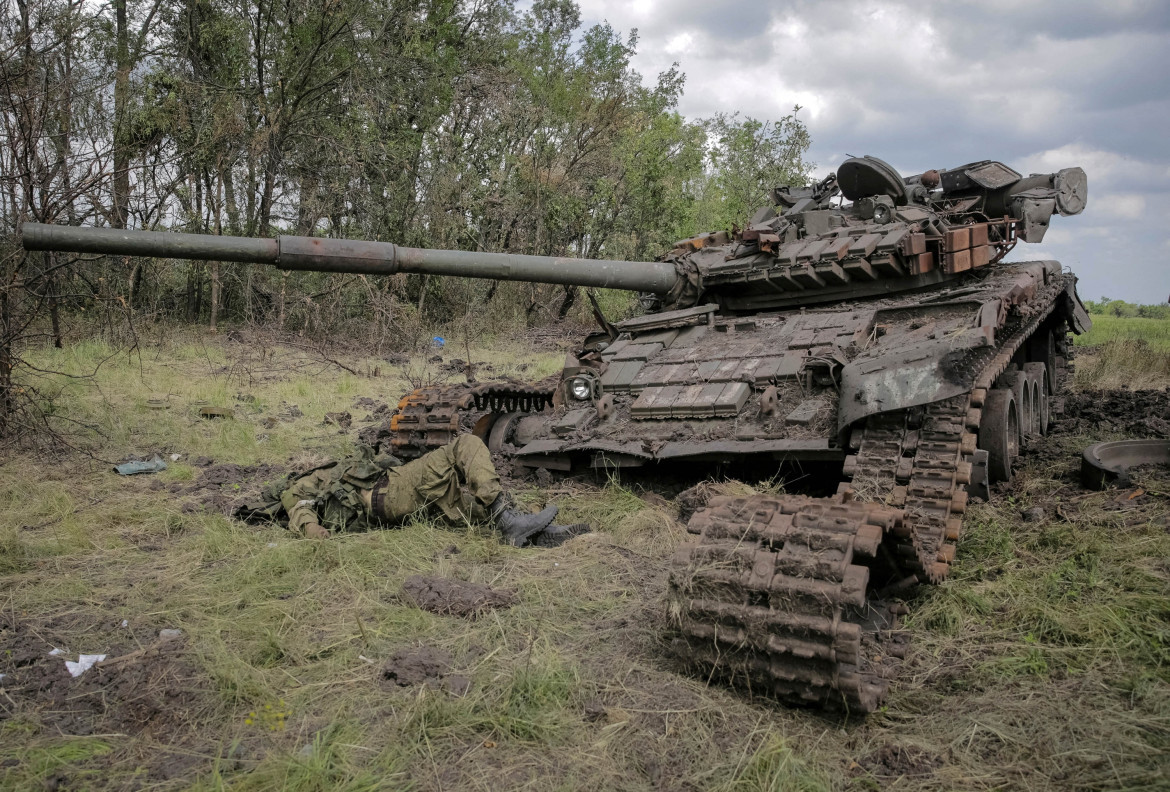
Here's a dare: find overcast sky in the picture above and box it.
[576,0,1170,304]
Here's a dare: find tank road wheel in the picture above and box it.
[998,370,1032,440]
[1023,362,1050,435]
[979,388,1019,482]
[1026,329,1059,395]
[1007,369,1040,437]
[487,412,525,454]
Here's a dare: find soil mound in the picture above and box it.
[853,744,943,780]
[383,646,452,686]
[402,575,517,618]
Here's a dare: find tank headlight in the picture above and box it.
[569,377,593,401]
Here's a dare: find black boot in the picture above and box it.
[528,523,592,548]
[488,493,558,546]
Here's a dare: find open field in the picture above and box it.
[1075,315,1170,352]
[1,326,1168,791]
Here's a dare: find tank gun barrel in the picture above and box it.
[19,223,679,294]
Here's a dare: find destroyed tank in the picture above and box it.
[21,155,1091,712]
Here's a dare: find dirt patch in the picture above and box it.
[383,646,452,686]
[0,616,215,784]
[1,625,207,737]
[324,411,352,430]
[1058,389,1170,439]
[357,421,394,450]
[170,462,287,515]
[402,575,517,618]
[853,744,943,781]
[197,462,284,487]
[352,397,392,425]
[380,646,471,696]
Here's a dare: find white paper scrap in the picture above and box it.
[48,648,65,656]
[65,654,107,677]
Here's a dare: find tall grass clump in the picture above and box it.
[1073,338,1170,390]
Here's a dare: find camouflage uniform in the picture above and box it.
[281,435,502,535]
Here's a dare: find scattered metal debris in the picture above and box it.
[1081,439,1170,490]
[114,456,168,475]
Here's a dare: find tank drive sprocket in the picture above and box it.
[387,382,555,458]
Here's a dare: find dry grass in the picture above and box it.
[1073,314,1170,390]
[1,327,1167,790]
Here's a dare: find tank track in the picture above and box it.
[388,383,555,458]
[669,496,909,712]
[844,394,975,585]
[669,276,1071,713]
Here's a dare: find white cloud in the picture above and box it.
[1090,192,1146,220]
[664,32,692,55]
[1020,145,1157,188]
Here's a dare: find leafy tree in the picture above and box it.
[695,110,812,233]
[1,0,817,375]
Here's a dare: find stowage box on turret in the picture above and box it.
[22,154,1091,712]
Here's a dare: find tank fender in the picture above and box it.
[838,331,988,432]
[1061,278,1092,334]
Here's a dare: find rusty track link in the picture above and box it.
[842,276,1067,584]
[843,395,975,585]
[668,495,909,712]
[388,383,555,458]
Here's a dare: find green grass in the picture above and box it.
[1073,314,1170,389]
[1,328,1168,790]
[1076,314,1170,351]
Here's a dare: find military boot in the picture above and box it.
[529,523,591,548]
[488,493,558,546]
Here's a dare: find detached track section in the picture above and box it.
[846,395,977,585]
[389,383,555,458]
[667,399,971,713]
[669,496,908,712]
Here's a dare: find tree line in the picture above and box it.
[1083,298,1170,320]
[2,0,810,332]
[1,0,812,437]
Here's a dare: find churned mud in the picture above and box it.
[383,646,453,686]
[148,460,288,515]
[402,575,518,618]
[1059,388,1170,438]
[381,646,471,695]
[0,616,214,784]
